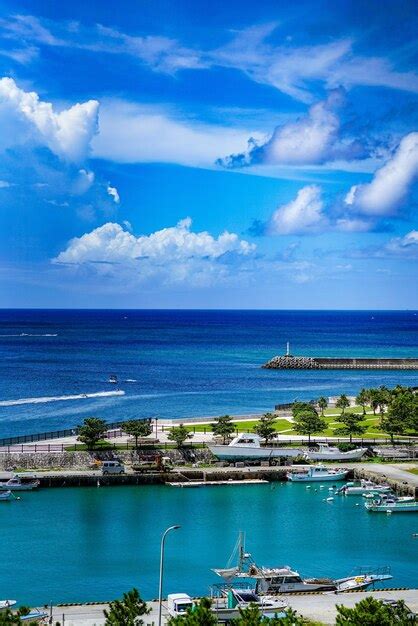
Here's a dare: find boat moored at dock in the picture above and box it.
[0,490,13,501]
[0,600,16,611]
[0,475,40,491]
[337,479,391,496]
[365,495,418,513]
[208,433,303,461]
[286,465,348,482]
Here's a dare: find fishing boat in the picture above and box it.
[286,465,348,482]
[0,475,40,491]
[0,490,13,501]
[208,433,303,461]
[0,600,16,611]
[365,496,418,513]
[362,493,414,503]
[212,532,390,595]
[305,443,368,461]
[337,479,391,496]
[210,588,287,620]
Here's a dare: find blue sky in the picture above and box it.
[0,0,417,308]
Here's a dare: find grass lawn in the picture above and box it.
[407,468,418,475]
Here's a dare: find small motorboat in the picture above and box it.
[0,600,16,611]
[286,465,348,482]
[108,374,118,384]
[210,588,287,620]
[337,479,391,496]
[20,608,49,622]
[0,476,40,491]
[305,443,368,461]
[365,495,418,513]
[208,433,303,461]
[0,490,13,501]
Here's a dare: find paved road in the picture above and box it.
[48,590,418,625]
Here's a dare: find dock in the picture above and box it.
[47,589,418,625]
[167,478,269,487]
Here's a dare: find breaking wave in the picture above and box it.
[0,390,125,407]
[0,333,58,337]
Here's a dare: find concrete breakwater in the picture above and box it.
[263,355,418,370]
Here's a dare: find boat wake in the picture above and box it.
[124,379,137,383]
[0,390,125,407]
[0,333,58,337]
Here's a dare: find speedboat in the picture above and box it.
[208,433,303,461]
[0,490,13,501]
[0,476,40,491]
[108,374,118,384]
[0,600,16,611]
[305,443,368,461]
[337,479,391,496]
[286,465,348,482]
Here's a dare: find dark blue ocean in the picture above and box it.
[0,309,417,438]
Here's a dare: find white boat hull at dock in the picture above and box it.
[305,444,368,461]
[208,433,302,461]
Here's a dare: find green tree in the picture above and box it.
[167,597,217,626]
[253,413,277,444]
[293,410,327,444]
[77,417,107,449]
[0,606,38,625]
[168,424,192,448]
[335,412,367,443]
[368,389,380,415]
[231,605,307,626]
[317,396,328,416]
[335,394,350,415]
[377,386,391,415]
[211,415,235,444]
[122,419,153,448]
[103,588,150,625]
[336,596,414,625]
[356,388,370,415]
[292,402,315,417]
[386,390,418,434]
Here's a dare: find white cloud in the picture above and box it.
[0,180,10,188]
[335,217,374,232]
[345,132,418,215]
[93,100,261,167]
[53,218,256,286]
[0,77,98,162]
[268,185,327,235]
[3,17,418,103]
[385,230,418,256]
[107,184,120,204]
[218,89,367,168]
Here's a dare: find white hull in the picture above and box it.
[341,486,391,495]
[287,471,348,482]
[306,448,367,461]
[0,483,38,491]
[0,600,16,611]
[366,502,418,513]
[208,444,302,460]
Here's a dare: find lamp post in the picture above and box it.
[158,525,181,626]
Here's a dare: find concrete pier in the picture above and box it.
[263,354,418,369]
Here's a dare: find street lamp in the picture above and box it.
[158,525,181,626]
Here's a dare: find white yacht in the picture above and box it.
[208,433,303,461]
[286,465,348,482]
[337,479,391,496]
[305,443,368,461]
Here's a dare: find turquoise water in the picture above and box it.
[1,483,416,606]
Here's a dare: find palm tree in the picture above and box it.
[317,396,328,416]
[335,394,350,416]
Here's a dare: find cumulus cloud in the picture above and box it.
[107,184,120,204]
[53,218,256,286]
[267,185,327,235]
[0,77,98,162]
[345,132,418,215]
[218,89,368,168]
[385,230,418,256]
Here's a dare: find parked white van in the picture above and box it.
[101,461,125,475]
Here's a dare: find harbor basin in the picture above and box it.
[0,482,416,607]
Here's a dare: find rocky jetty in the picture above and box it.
[263,354,418,370]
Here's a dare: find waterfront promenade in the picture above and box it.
[48,589,418,625]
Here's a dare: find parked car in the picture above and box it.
[101,461,125,475]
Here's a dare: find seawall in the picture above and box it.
[263,355,418,370]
